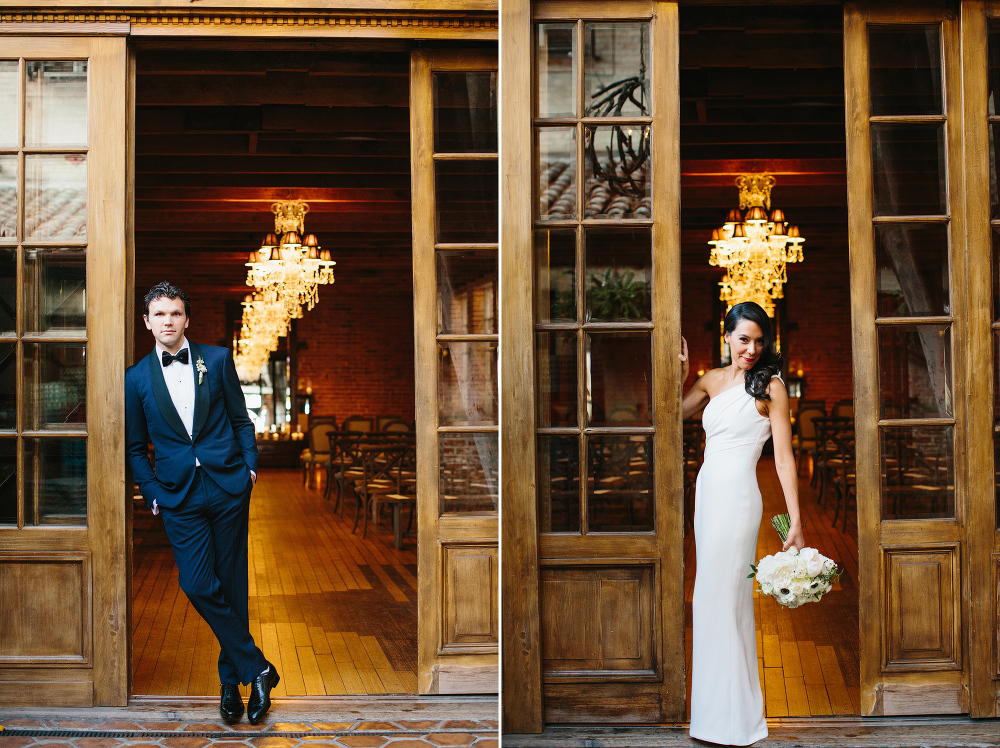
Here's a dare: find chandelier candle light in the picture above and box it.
[708,174,805,317]
[237,199,336,381]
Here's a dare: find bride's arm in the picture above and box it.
[681,373,710,420]
[767,379,805,551]
[679,336,709,419]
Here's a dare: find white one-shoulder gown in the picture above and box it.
[689,381,772,745]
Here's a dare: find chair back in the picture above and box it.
[797,400,826,416]
[342,414,374,433]
[832,399,854,418]
[382,419,412,433]
[309,422,337,454]
[607,402,640,423]
[376,414,402,431]
[797,407,825,440]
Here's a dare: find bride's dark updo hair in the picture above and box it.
[724,301,783,401]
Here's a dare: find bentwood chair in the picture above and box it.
[796,400,827,414]
[832,398,855,419]
[301,417,336,488]
[381,419,412,433]
[792,407,824,477]
[341,414,374,433]
[830,431,856,530]
[376,414,402,431]
[812,416,853,506]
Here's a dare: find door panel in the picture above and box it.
[843,2,994,716]
[410,49,499,695]
[0,35,128,706]
[505,0,682,725]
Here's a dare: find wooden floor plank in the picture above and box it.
[131,469,418,696]
[315,653,347,695]
[762,633,782,669]
[805,683,833,716]
[785,675,811,716]
[798,641,825,686]
[296,645,327,696]
[336,659,366,694]
[763,667,788,717]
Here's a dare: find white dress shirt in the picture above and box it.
[157,339,197,442]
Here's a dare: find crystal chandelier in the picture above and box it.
[708,174,804,317]
[245,200,336,314]
[234,292,289,382]
[237,199,335,381]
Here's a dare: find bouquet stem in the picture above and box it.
[771,513,791,542]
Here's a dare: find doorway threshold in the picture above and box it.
[502,716,1000,748]
[0,695,498,745]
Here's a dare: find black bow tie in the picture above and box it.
[162,349,189,367]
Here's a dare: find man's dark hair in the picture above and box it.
[143,281,191,318]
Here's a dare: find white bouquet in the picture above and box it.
[748,514,841,608]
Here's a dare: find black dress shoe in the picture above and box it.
[247,665,280,725]
[219,683,244,724]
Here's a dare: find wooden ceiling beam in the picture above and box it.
[681,144,846,159]
[135,186,410,201]
[137,50,409,76]
[135,154,410,174]
[681,68,844,98]
[137,73,409,108]
[679,123,846,143]
[136,134,410,157]
[679,32,842,69]
[135,212,414,231]
[681,157,845,174]
[135,200,413,214]
[137,173,412,188]
[136,105,411,134]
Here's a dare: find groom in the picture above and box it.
[125,281,279,724]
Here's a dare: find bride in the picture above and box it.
[679,301,805,745]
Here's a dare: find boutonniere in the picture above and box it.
[195,356,207,385]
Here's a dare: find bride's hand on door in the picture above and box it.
[679,336,690,382]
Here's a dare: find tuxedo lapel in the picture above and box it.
[190,341,209,441]
[147,349,191,442]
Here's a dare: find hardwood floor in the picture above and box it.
[684,456,861,718]
[132,468,418,697]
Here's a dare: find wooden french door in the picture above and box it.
[502,0,682,729]
[0,36,129,706]
[844,1,998,717]
[410,48,499,695]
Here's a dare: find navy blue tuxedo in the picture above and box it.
[125,341,258,510]
[125,340,266,686]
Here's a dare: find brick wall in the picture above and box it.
[134,245,416,424]
[296,246,415,423]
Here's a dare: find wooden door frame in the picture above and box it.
[844,0,998,718]
[499,0,540,730]
[0,34,128,707]
[410,47,500,696]
[966,0,998,720]
[501,0,682,732]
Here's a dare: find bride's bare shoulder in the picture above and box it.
[699,367,726,396]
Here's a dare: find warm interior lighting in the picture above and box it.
[708,174,806,317]
[238,199,337,380]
